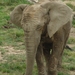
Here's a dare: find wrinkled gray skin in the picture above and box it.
[10,2,72,75]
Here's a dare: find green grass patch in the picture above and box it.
[67,37,75,44]
[0,54,26,73]
[72,19,75,28]
[0,48,8,55]
[58,72,69,75]
[62,50,75,72]
[0,0,31,6]
[66,3,75,11]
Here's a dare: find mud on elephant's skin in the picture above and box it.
[10,1,73,75]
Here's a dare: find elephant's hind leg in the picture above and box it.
[36,44,46,75]
[43,43,52,75]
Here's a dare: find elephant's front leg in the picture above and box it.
[47,34,64,75]
[36,43,46,75]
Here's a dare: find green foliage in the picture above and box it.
[0,48,8,55]
[66,3,75,11]
[0,54,26,73]
[66,2,75,28]
[62,49,75,74]
[58,72,69,75]
[0,0,30,6]
[72,20,75,28]
[67,37,75,44]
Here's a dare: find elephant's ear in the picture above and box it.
[10,4,29,27]
[41,2,73,38]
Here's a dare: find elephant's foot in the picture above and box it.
[38,73,46,75]
[57,65,62,71]
[57,59,62,71]
[38,71,47,75]
[38,69,47,75]
[23,72,46,75]
[47,71,57,75]
[47,66,57,75]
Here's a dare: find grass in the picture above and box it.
[67,37,75,44]
[0,0,75,75]
[66,3,75,11]
[0,54,26,75]
[0,48,8,55]
[0,0,30,6]
[58,72,69,75]
[72,19,75,28]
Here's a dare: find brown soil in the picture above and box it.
[0,46,26,61]
[70,71,75,75]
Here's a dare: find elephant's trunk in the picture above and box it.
[25,33,38,75]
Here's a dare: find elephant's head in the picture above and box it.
[10,2,73,41]
[21,1,72,38]
[10,2,72,75]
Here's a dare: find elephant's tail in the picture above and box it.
[65,45,73,51]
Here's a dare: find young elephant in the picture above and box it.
[10,1,73,75]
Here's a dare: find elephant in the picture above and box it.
[10,1,73,75]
